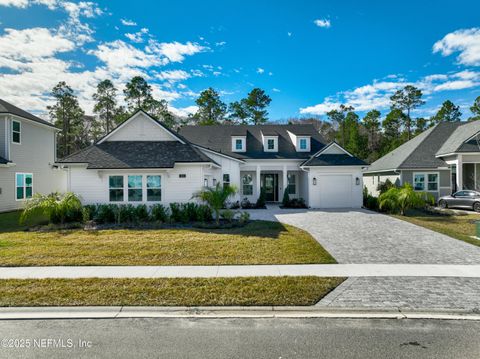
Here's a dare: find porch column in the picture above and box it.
[456,155,463,191]
[256,165,261,199]
[282,165,287,196]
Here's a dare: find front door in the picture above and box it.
[262,174,278,202]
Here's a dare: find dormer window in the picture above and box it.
[264,136,278,152]
[12,120,21,144]
[297,137,310,152]
[232,136,246,152]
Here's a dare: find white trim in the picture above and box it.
[297,136,311,152]
[263,136,278,152]
[8,113,58,132]
[192,144,245,163]
[98,111,185,144]
[231,136,246,152]
[437,151,480,158]
[15,172,33,201]
[314,142,354,157]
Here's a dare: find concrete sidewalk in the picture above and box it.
[1,264,480,279]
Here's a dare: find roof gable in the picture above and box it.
[0,99,56,129]
[436,120,480,156]
[98,111,184,144]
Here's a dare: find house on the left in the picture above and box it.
[0,99,65,212]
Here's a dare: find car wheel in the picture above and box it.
[438,200,447,209]
[474,202,480,213]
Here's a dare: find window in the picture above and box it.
[109,176,124,202]
[15,173,32,200]
[223,174,230,188]
[232,137,246,152]
[267,139,275,150]
[147,175,161,202]
[179,174,186,178]
[128,176,143,202]
[242,174,253,195]
[287,173,296,195]
[414,173,438,192]
[264,136,278,152]
[427,174,438,191]
[297,137,310,151]
[12,120,21,144]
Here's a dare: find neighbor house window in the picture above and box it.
[109,175,124,202]
[242,174,253,195]
[12,120,21,144]
[223,174,230,188]
[147,175,161,202]
[236,139,243,150]
[15,173,32,200]
[414,173,438,192]
[287,173,296,195]
[127,175,143,202]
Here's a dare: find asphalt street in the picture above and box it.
[0,317,478,358]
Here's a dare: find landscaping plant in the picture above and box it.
[282,188,290,207]
[193,183,237,225]
[379,183,434,216]
[256,188,266,208]
[20,192,83,225]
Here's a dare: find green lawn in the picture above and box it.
[0,277,345,306]
[0,212,336,266]
[393,210,480,247]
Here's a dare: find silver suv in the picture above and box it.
[438,190,480,212]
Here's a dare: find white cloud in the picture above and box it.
[314,18,331,28]
[433,28,480,66]
[169,105,197,117]
[125,28,148,43]
[433,80,477,91]
[272,88,281,92]
[215,41,226,46]
[121,18,137,26]
[0,0,28,7]
[256,67,265,74]
[156,69,190,83]
[287,32,292,37]
[147,40,206,63]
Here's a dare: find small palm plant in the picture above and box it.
[20,192,83,225]
[193,184,237,225]
[379,183,434,216]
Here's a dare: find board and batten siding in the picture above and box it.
[105,113,177,142]
[67,164,210,205]
[0,116,65,212]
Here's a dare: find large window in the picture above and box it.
[12,120,21,144]
[287,173,296,195]
[128,175,143,202]
[15,173,32,200]
[414,173,438,192]
[109,176,124,202]
[147,175,161,201]
[242,174,253,195]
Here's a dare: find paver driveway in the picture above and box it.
[247,206,480,264]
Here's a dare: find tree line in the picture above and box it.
[47,77,480,163]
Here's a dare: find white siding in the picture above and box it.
[0,117,65,212]
[106,112,177,142]
[363,173,401,197]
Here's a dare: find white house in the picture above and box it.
[58,110,367,208]
[0,99,65,212]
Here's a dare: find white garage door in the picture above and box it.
[316,175,352,208]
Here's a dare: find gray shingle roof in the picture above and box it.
[0,156,9,164]
[0,99,56,128]
[366,122,463,172]
[301,153,367,167]
[58,141,215,169]
[179,124,327,160]
[436,120,480,155]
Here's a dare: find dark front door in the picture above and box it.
[262,174,278,202]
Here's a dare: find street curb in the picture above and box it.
[0,306,479,321]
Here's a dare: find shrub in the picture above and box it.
[288,198,307,208]
[170,203,189,223]
[83,204,97,221]
[239,211,250,224]
[197,204,213,222]
[151,204,170,222]
[95,204,116,224]
[377,179,396,195]
[364,195,379,211]
[241,198,255,209]
[256,188,266,208]
[193,184,238,225]
[228,201,240,209]
[379,183,434,216]
[20,192,83,225]
[220,209,236,223]
[134,204,150,223]
[282,188,290,207]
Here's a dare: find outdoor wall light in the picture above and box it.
[313,177,317,186]
[356,177,360,185]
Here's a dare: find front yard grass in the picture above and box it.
[0,219,336,266]
[0,277,345,307]
[393,210,480,247]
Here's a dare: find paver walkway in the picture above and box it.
[1,264,480,279]
[247,206,480,264]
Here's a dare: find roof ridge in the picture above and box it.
[395,124,439,168]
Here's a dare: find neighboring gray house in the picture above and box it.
[0,99,65,212]
[364,121,480,200]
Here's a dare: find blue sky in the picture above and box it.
[0,0,480,121]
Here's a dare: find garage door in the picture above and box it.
[316,175,352,208]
